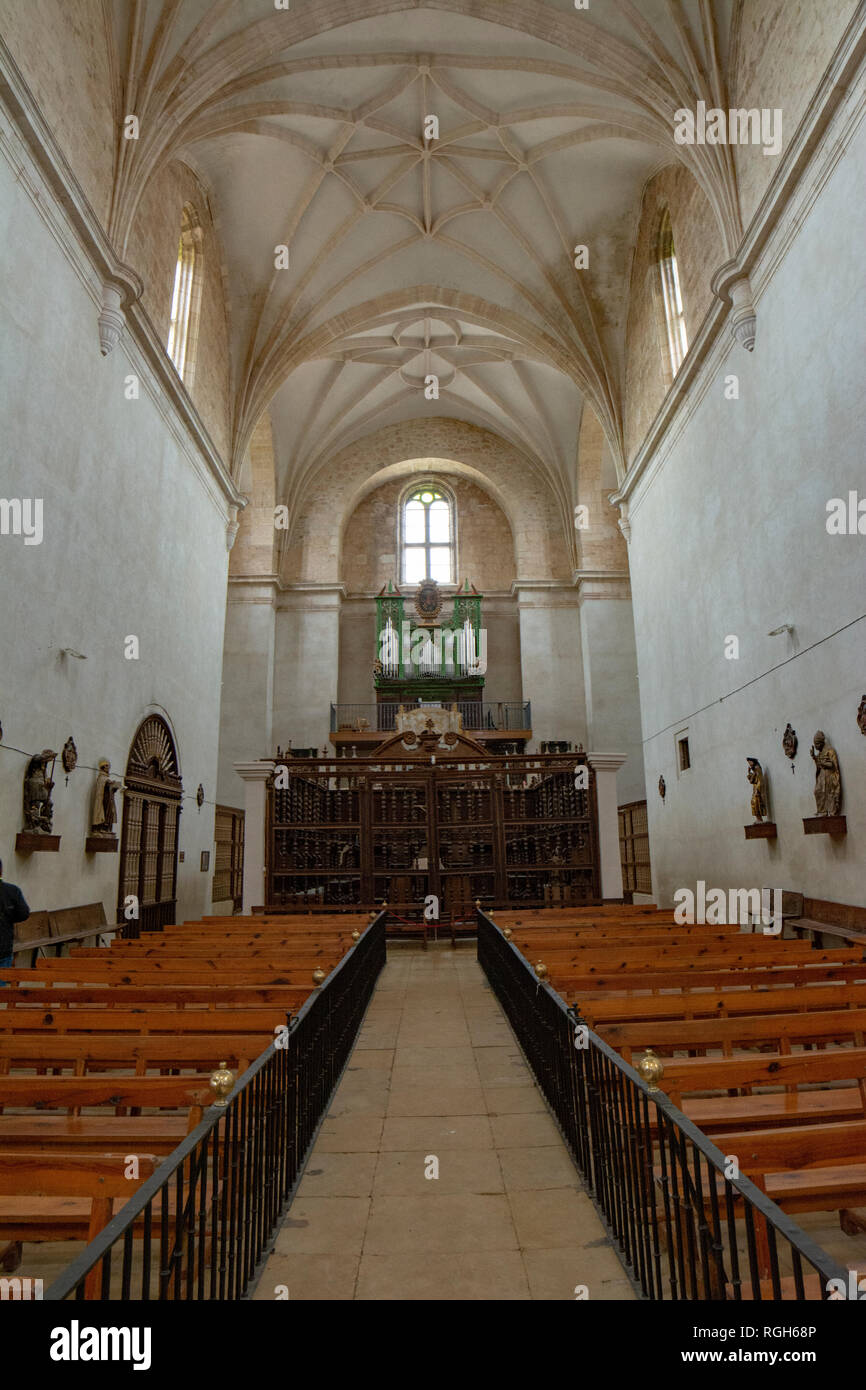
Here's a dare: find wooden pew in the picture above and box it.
[0,1033,266,1074]
[12,903,111,967]
[559,962,866,995]
[0,1114,189,1154]
[689,1120,866,1276]
[598,1007,866,1063]
[529,943,858,970]
[710,1119,866,1216]
[0,965,330,985]
[0,1152,159,1296]
[656,1046,866,1113]
[0,984,310,1008]
[684,1088,866,1133]
[581,981,866,1027]
[0,1074,215,1111]
[98,943,348,961]
[507,929,750,948]
[0,1006,289,1034]
[0,911,348,1292]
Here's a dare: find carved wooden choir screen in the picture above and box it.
[117,715,182,935]
[266,753,599,911]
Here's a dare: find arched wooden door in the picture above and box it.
[117,716,182,935]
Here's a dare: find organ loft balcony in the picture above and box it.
[329,700,533,754]
[330,578,531,753]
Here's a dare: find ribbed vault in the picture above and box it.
[106,0,743,538]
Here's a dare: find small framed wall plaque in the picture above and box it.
[200,850,210,872]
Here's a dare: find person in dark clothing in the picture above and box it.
[0,858,30,981]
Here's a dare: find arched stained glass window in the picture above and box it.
[658,208,688,377]
[401,486,454,584]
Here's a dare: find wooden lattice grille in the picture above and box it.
[118,716,182,934]
[618,799,652,896]
[213,806,245,909]
[267,753,599,911]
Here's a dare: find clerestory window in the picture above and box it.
[658,208,688,378]
[166,204,203,386]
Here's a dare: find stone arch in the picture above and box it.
[342,466,517,594]
[283,420,571,586]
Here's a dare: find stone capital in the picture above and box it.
[587,751,628,773]
[233,759,276,782]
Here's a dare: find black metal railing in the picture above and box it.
[44,914,387,1301]
[477,911,850,1301]
[330,700,531,734]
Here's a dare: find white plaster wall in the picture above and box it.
[338,601,377,707]
[629,115,866,908]
[480,609,523,704]
[216,589,276,806]
[517,595,589,750]
[272,600,341,751]
[580,598,646,805]
[0,149,230,925]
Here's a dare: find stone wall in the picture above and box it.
[0,0,116,224]
[284,419,572,585]
[341,474,516,594]
[126,160,233,463]
[623,164,725,464]
[732,0,860,229]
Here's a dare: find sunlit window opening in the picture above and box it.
[166,205,202,385]
[401,487,454,584]
[658,209,688,376]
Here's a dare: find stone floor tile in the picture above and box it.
[490,1111,562,1148]
[345,1049,394,1071]
[356,1251,529,1301]
[373,1148,504,1195]
[363,1193,517,1254]
[296,1151,378,1198]
[387,1083,487,1116]
[483,1084,546,1114]
[317,1115,384,1152]
[497,1145,580,1191]
[380,1114,494,1151]
[252,1254,360,1301]
[521,1247,636,1301]
[273,1196,370,1255]
[507,1189,605,1250]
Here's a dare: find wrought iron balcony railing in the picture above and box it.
[330,700,531,734]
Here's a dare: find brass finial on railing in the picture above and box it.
[312,968,326,986]
[503,927,513,940]
[638,1048,664,1093]
[474,898,481,909]
[210,1061,235,1108]
[533,961,548,981]
[351,929,361,942]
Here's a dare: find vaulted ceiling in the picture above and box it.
[109,0,743,511]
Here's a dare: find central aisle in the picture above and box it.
[255,945,637,1300]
